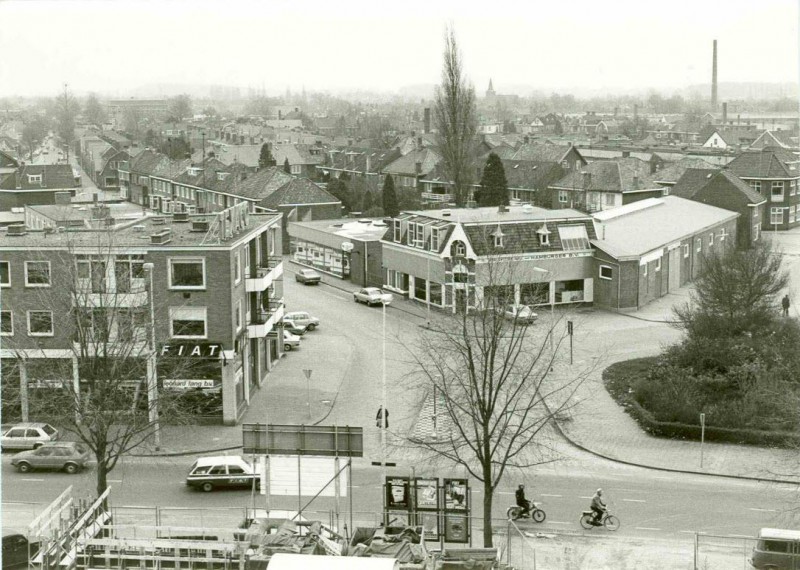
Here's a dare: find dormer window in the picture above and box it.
[492,225,505,248]
[27,174,42,184]
[217,172,229,181]
[537,223,551,246]
[451,240,466,257]
[187,167,202,176]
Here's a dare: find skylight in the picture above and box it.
[558,225,590,250]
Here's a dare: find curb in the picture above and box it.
[550,415,800,486]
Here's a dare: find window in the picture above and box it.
[599,265,613,280]
[25,261,51,287]
[558,225,590,250]
[642,263,648,277]
[719,227,728,242]
[407,223,416,246]
[236,300,242,331]
[27,311,53,336]
[708,233,714,247]
[244,247,251,278]
[114,255,145,293]
[234,251,241,283]
[451,240,466,257]
[683,244,689,258]
[770,207,784,226]
[169,258,205,289]
[750,180,761,193]
[771,181,785,200]
[393,219,401,242]
[170,307,207,338]
[0,261,8,286]
[558,191,568,203]
[753,207,759,219]
[696,238,702,253]
[494,234,504,248]
[27,174,42,184]
[291,165,301,175]
[754,223,761,241]
[561,160,569,169]
[430,228,440,251]
[604,193,615,206]
[791,206,797,224]
[414,223,425,247]
[655,258,661,272]
[792,180,797,196]
[0,310,12,335]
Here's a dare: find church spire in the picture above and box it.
[486,78,496,98]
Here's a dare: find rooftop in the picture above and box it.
[592,196,738,259]
[402,204,590,224]
[290,218,389,242]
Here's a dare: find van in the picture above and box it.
[749,528,800,569]
[185,456,259,493]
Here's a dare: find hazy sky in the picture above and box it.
[1,0,797,98]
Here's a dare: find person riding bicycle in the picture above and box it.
[515,484,531,518]
[590,488,607,525]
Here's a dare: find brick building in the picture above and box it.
[0,203,284,425]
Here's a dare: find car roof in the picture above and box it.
[7,422,51,428]
[301,269,319,274]
[193,455,247,467]
[285,311,308,316]
[40,441,81,448]
[759,528,800,540]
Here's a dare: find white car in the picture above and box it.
[1,423,59,450]
[353,287,393,306]
[283,329,301,351]
[186,456,259,492]
[503,304,538,324]
[283,311,320,331]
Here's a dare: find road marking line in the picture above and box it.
[20,478,45,482]
[623,499,646,503]
[729,534,752,539]
[107,479,123,483]
[548,521,570,525]
[498,491,514,495]
[748,508,778,512]
[679,531,707,535]
[540,494,562,497]
[579,496,593,499]
[635,527,661,531]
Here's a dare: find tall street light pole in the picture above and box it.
[381,298,387,485]
[142,263,161,450]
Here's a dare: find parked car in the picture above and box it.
[186,456,259,492]
[353,287,393,306]
[11,442,91,474]
[283,330,301,351]
[749,528,800,570]
[503,304,538,324]
[282,321,309,336]
[295,269,322,285]
[3,531,39,569]
[1,423,59,451]
[283,311,320,331]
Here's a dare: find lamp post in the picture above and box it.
[381,298,387,484]
[303,369,312,421]
[142,263,161,449]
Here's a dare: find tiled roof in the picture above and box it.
[151,157,192,180]
[653,158,717,184]
[550,157,659,192]
[501,159,562,190]
[227,167,295,200]
[463,218,597,256]
[382,147,442,177]
[592,196,739,258]
[324,147,402,173]
[510,143,574,163]
[701,126,760,146]
[201,144,263,168]
[671,169,764,205]
[273,143,325,167]
[726,147,800,179]
[258,177,340,209]
[751,130,799,150]
[0,164,78,190]
[128,150,174,176]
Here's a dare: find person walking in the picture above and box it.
[782,294,790,317]
[376,406,389,428]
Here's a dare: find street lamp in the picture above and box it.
[381,297,388,484]
[142,263,161,449]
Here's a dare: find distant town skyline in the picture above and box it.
[0,0,797,99]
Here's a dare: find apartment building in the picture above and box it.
[0,203,284,425]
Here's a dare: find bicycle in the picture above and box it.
[579,509,620,531]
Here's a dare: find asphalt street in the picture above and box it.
[3,273,800,548]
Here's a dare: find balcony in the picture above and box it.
[245,258,283,293]
[247,298,285,339]
[421,192,453,203]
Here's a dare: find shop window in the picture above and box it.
[27,311,54,336]
[429,282,443,305]
[170,307,207,339]
[599,265,613,280]
[169,258,206,289]
[414,277,427,300]
[25,261,51,287]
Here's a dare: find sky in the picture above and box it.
[0,0,797,98]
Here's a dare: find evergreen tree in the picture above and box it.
[476,152,509,207]
[283,157,291,174]
[362,191,374,212]
[382,174,399,217]
[327,178,351,211]
[258,143,276,169]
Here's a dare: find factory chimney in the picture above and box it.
[711,39,718,110]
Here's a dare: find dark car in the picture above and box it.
[11,441,91,474]
[282,321,309,336]
[3,532,39,569]
[295,269,322,285]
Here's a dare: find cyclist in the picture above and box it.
[590,488,607,525]
[515,484,531,518]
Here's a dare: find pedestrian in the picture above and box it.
[376,406,389,428]
[782,294,790,317]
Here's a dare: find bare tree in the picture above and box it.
[83,93,107,127]
[404,246,589,546]
[4,230,194,496]
[56,86,79,156]
[434,26,477,207]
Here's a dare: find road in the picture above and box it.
[3,272,799,549]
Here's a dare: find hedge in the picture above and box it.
[605,358,800,448]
